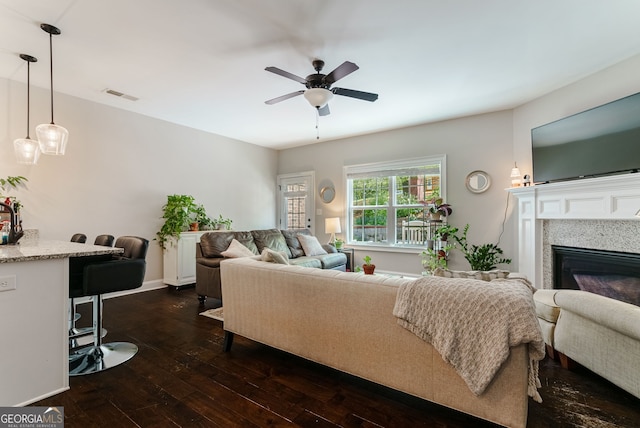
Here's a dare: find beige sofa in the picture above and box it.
[552,290,640,399]
[220,257,532,428]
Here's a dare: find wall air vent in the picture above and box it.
[103,88,139,101]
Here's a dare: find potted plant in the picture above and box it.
[435,224,458,242]
[192,204,213,230]
[156,194,198,249]
[420,243,453,275]
[450,224,512,271]
[362,255,376,274]
[214,214,233,230]
[421,197,453,221]
[334,237,344,250]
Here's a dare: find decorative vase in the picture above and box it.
[363,264,376,275]
[189,222,199,231]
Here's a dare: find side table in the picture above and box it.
[337,247,354,272]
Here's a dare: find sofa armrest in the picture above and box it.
[322,244,337,253]
[554,290,640,341]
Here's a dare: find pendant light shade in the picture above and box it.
[36,23,68,156]
[14,54,41,165]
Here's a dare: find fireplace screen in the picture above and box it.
[553,246,640,307]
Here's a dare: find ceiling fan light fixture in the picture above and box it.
[304,88,333,108]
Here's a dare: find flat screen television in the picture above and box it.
[531,91,640,184]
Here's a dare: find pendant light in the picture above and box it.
[36,23,68,155]
[13,54,41,165]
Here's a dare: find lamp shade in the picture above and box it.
[325,217,341,234]
[36,123,68,155]
[304,88,333,108]
[14,138,41,164]
[510,163,522,187]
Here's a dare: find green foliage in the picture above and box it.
[363,255,372,265]
[214,214,233,230]
[450,224,512,271]
[0,176,28,193]
[435,224,458,241]
[420,243,453,273]
[0,176,28,212]
[156,195,198,249]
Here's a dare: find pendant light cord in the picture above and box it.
[48,31,55,125]
[26,60,31,138]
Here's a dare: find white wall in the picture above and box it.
[513,54,640,179]
[278,110,517,275]
[1,78,278,290]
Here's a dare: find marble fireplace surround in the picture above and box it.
[509,174,640,289]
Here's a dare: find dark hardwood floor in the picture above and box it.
[34,286,640,427]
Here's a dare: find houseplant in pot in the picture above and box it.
[156,194,198,249]
[214,214,233,230]
[450,224,511,270]
[362,255,375,274]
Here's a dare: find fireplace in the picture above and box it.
[553,245,640,307]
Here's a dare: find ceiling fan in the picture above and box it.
[264,59,378,116]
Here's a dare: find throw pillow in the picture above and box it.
[433,268,510,281]
[297,234,327,256]
[221,239,255,258]
[260,248,289,265]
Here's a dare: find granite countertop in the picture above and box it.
[0,239,124,263]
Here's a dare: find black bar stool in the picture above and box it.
[69,236,148,376]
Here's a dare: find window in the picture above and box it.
[345,155,446,247]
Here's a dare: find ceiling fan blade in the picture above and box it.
[324,61,359,85]
[265,66,307,84]
[265,90,305,105]
[318,104,330,116]
[332,87,378,102]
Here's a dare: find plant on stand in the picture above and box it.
[420,242,453,275]
[156,194,198,249]
[450,224,512,271]
[214,214,233,230]
[362,255,376,274]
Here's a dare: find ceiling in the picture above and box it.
[2,0,640,150]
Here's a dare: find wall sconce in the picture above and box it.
[325,217,341,245]
[36,23,69,156]
[510,163,522,187]
[13,54,40,165]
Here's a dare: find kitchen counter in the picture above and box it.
[0,239,124,406]
[0,239,124,263]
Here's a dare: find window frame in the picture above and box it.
[343,155,447,250]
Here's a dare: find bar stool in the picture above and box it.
[69,234,88,330]
[69,234,115,348]
[69,236,148,375]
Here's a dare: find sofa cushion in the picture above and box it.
[261,248,290,265]
[280,228,311,258]
[289,257,322,269]
[199,232,235,258]
[251,229,292,258]
[297,234,328,256]
[315,252,348,269]
[221,239,255,258]
[232,231,259,255]
[433,268,510,281]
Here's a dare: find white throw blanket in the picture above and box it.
[393,276,545,402]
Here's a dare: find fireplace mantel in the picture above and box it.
[509,173,640,287]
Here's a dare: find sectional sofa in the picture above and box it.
[195,228,347,302]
